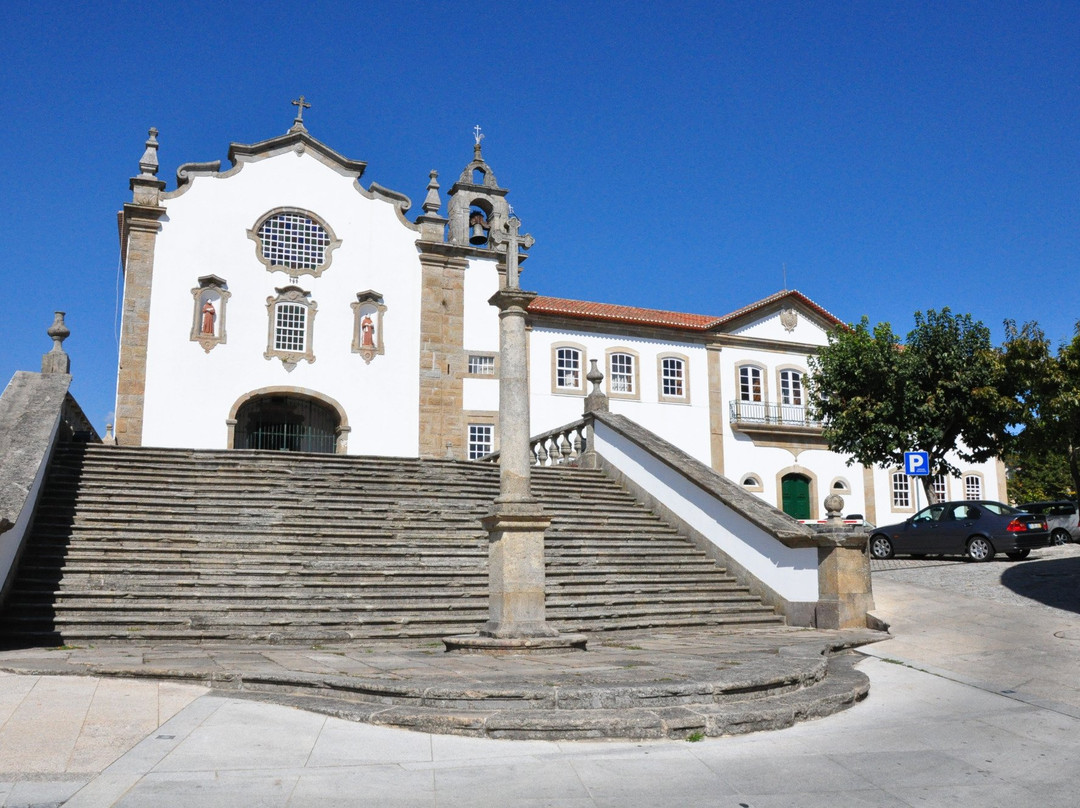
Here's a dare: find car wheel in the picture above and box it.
[1006,549,1031,560]
[966,536,995,562]
[870,535,894,560]
[1051,529,1071,546]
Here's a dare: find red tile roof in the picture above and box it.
[527,297,722,331]
[713,290,844,328]
[527,290,843,332]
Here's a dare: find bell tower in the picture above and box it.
[446,126,512,248]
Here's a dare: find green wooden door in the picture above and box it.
[781,474,812,520]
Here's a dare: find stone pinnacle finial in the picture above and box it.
[138,128,160,177]
[42,311,71,374]
[422,170,442,214]
[584,359,609,413]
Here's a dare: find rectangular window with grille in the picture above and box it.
[609,353,634,394]
[662,357,685,398]
[468,355,496,375]
[468,424,493,459]
[274,303,306,352]
[892,473,911,508]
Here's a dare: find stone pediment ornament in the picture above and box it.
[780,307,798,333]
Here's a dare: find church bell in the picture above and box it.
[469,212,488,245]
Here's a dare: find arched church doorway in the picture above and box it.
[780,473,812,520]
[233,393,340,453]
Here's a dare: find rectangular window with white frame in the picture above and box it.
[932,474,947,501]
[607,351,638,398]
[274,303,306,352]
[555,347,583,391]
[659,355,688,402]
[467,354,496,375]
[739,365,763,402]
[964,474,982,500]
[468,424,494,460]
[779,369,804,405]
[892,472,911,509]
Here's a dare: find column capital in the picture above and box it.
[488,288,537,312]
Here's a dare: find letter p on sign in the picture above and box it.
[904,451,930,476]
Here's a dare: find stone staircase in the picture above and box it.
[0,444,783,645]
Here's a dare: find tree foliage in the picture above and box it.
[809,309,1012,504]
[1000,320,1080,500]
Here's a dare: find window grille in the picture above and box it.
[662,357,685,397]
[892,472,911,508]
[556,348,581,389]
[274,303,306,352]
[609,353,634,394]
[468,355,496,375]
[964,475,982,500]
[468,424,493,459]
[739,366,763,402]
[258,212,331,271]
[780,370,804,406]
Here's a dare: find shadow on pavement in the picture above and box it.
[1000,554,1080,615]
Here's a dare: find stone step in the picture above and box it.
[1,444,785,643]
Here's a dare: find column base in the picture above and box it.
[442,633,588,655]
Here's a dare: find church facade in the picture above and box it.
[113,112,1006,527]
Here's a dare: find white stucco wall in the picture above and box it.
[592,420,820,602]
[528,327,713,465]
[138,151,424,456]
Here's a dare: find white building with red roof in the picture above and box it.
[114,118,1005,528]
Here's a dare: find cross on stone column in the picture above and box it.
[489,217,534,290]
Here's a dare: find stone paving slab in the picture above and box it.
[4,656,1080,807]
[0,626,885,741]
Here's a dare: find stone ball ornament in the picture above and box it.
[824,493,845,517]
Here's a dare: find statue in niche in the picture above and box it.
[201,300,217,335]
[351,290,386,364]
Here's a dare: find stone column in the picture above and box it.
[443,247,585,652]
[479,288,554,639]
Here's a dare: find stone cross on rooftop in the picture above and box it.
[291,96,311,128]
[489,217,534,290]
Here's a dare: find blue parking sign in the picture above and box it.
[904,451,930,476]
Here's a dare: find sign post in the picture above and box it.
[904,451,930,511]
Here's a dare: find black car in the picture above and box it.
[869,500,1050,562]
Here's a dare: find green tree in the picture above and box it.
[1001,320,1080,500]
[809,309,1012,505]
[1003,446,1074,503]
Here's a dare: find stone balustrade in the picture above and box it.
[480,418,588,467]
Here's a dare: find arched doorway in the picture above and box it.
[781,473,812,520]
[232,393,341,453]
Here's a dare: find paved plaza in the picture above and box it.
[1,545,1078,807]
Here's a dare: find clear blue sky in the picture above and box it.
[2,1,1077,432]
